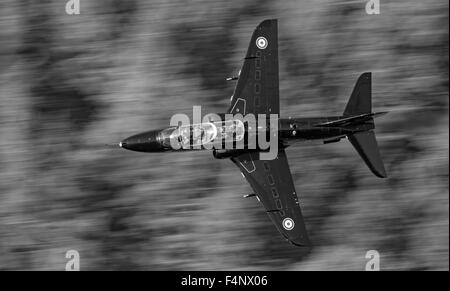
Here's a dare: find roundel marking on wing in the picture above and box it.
[282,217,295,230]
[256,37,268,49]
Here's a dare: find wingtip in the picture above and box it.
[288,233,312,248]
[289,239,312,248]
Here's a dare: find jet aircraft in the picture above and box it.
[120,19,387,246]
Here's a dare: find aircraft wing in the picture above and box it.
[228,19,279,115]
[231,149,311,246]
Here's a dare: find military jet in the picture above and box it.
[120,19,387,247]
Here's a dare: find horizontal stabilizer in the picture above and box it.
[348,131,387,178]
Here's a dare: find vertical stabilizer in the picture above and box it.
[344,72,372,116]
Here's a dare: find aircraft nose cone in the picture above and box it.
[120,130,164,152]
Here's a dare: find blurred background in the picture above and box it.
[0,0,448,270]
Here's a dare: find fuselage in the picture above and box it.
[280,117,356,143]
[120,115,375,153]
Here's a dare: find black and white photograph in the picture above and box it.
[0,0,448,274]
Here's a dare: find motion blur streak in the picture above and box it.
[0,0,448,270]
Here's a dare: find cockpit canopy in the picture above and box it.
[160,119,245,149]
[173,122,218,147]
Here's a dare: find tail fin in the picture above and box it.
[344,73,387,178]
[348,131,387,178]
[344,72,372,116]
